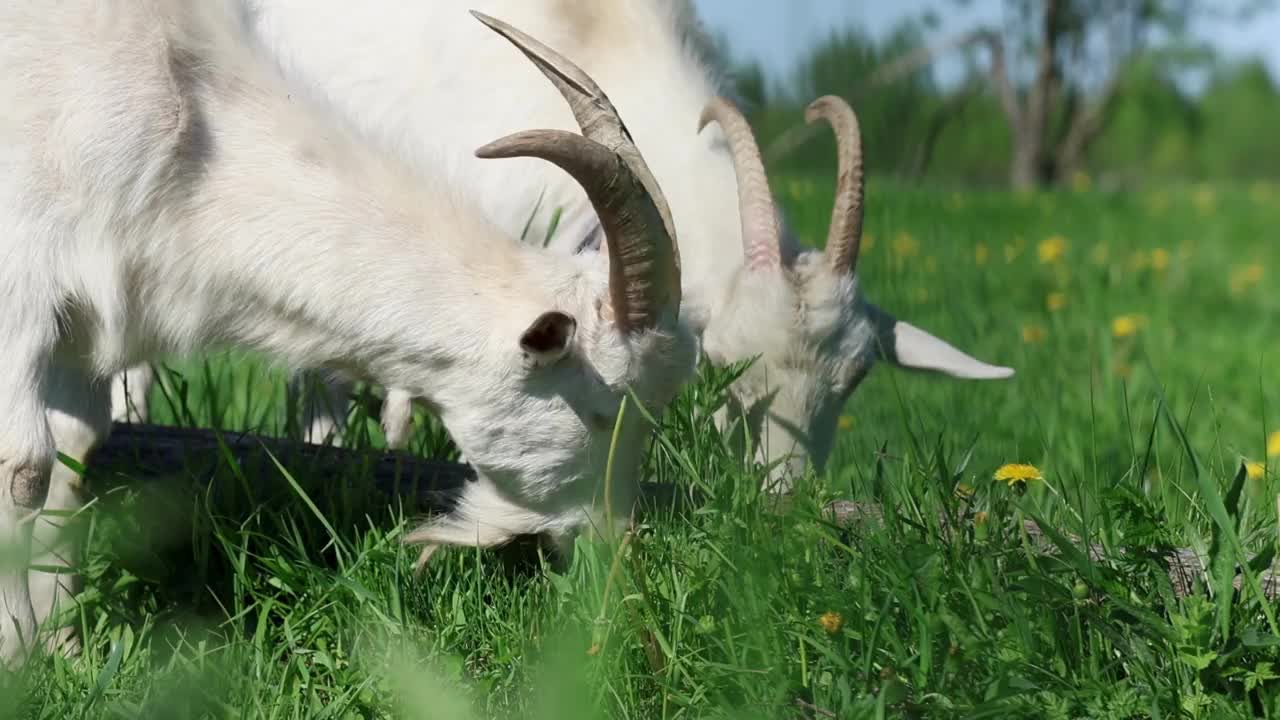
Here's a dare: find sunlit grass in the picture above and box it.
[5,181,1280,717]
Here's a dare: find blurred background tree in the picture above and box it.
[715,0,1277,189]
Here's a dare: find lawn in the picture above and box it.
[6,179,1280,718]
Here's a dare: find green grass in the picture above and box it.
[7,180,1280,718]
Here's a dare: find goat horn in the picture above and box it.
[698,97,781,270]
[471,11,680,333]
[805,96,865,274]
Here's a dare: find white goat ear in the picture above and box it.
[876,311,1014,380]
[520,311,577,366]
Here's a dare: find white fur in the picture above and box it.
[188,0,1012,488]
[0,0,695,663]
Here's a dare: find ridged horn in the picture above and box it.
[472,11,680,333]
[805,95,865,274]
[698,97,781,270]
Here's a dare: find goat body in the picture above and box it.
[213,0,1014,486]
[0,0,693,663]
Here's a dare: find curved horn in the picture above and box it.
[698,97,781,270]
[805,95,865,274]
[471,11,680,333]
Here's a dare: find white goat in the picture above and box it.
[161,0,1011,487]
[1,2,694,663]
[110,2,1013,468]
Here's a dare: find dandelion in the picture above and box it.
[1193,185,1217,215]
[1046,292,1067,312]
[892,231,919,259]
[1022,325,1047,344]
[838,415,854,431]
[819,611,844,635]
[1151,248,1170,272]
[1246,461,1266,481]
[1089,242,1110,266]
[975,243,989,266]
[1111,314,1146,339]
[1038,235,1068,264]
[1070,171,1092,193]
[1268,431,1280,458]
[994,463,1043,487]
[1230,264,1265,294]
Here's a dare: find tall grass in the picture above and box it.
[6,180,1280,718]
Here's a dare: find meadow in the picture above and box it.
[5,177,1280,719]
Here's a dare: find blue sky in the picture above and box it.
[694,0,1280,86]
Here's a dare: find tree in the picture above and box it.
[967,0,1266,189]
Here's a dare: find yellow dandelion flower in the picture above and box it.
[1089,242,1110,266]
[1229,264,1265,294]
[1246,461,1266,481]
[994,463,1043,487]
[1046,292,1067,312]
[1151,248,1170,272]
[1038,235,1068,264]
[954,483,975,499]
[1070,171,1092,193]
[1251,181,1274,206]
[819,611,844,635]
[838,415,854,431]
[1022,325,1047,345]
[975,243,989,266]
[1268,431,1280,458]
[892,231,919,259]
[1193,186,1217,215]
[1111,314,1146,339]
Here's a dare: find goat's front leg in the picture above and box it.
[0,336,55,667]
[31,362,112,657]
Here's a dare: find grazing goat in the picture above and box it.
[0,2,694,663]
[186,0,1014,488]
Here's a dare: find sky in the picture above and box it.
[694,0,1280,87]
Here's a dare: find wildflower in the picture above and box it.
[1089,242,1110,266]
[1193,186,1217,215]
[1246,461,1266,481]
[954,483,975,499]
[1038,235,1068,264]
[1022,325,1046,344]
[994,463,1043,487]
[1046,292,1066,312]
[892,231,919,259]
[1268,431,1280,458]
[1071,171,1092,193]
[1111,314,1145,339]
[974,243,989,266]
[819,611,843,635]
[838,415,854,431]
[1230,264,1265,294]
[1151,248,1170,272]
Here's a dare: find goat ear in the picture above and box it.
[872,307,1014,380]
[520,311,578,366]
